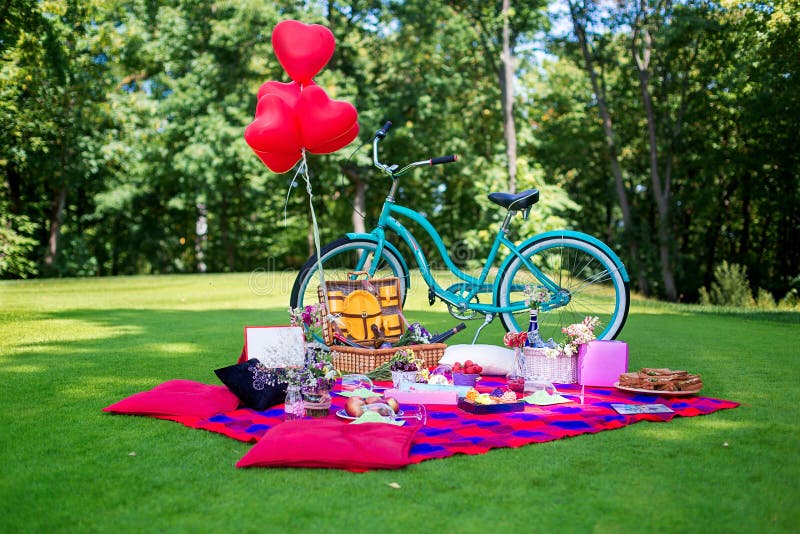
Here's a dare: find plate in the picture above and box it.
[613,382,702,397]
[335,408,404,420]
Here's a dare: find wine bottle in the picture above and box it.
[332,333,369,349]
[370,324,387,349]
[524,309,545,348]
[430,322,466,343]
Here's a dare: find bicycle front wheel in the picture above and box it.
[290,236,409,312]
[496,235,630,341]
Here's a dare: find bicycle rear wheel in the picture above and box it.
[496,234,630,341]
[290,236,409,313]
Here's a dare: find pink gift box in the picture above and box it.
[577,340,629,387]
[382,388,459,405]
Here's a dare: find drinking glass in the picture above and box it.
[524,377,558,397]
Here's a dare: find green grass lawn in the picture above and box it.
[1,273,798,533]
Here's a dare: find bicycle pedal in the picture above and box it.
[428,287,436,306]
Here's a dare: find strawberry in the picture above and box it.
[465,359,473,367]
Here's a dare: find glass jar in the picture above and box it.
[301,383,332,418]
[506,347,525,393]
[284,385,305,421]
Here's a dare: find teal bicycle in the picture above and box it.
[290,122,630,343]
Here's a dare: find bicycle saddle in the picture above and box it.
[488,189,539,211]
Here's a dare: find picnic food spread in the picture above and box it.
[617,368,703,392]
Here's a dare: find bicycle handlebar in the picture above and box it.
[374,121,392,140]
[372,122,458,177]
[431,155,457,165]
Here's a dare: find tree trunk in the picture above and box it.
[632,13,677,300]
[499,0,517,193]
[344,167,366,234]
[568,1,649,295]
[220,195,235,272]
[195,201,208,273]
[44,183,67,267]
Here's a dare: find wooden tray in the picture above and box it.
[457,399,525,415]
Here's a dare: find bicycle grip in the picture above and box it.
[430,155,458,165]
[375,121,393,139]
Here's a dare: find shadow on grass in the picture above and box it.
[3,306,491,398]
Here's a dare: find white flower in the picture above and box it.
[544,348,560,359]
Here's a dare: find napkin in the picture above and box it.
[337,388,378,398]
[351,411,405,426]
[521,390,572,406]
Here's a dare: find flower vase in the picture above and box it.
[506,347,525,393]
[284,385,305,421]
[301,383,332,418]
[391,371,418,389]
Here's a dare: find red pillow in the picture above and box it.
[103,379,240,419]
[236,419,418,472]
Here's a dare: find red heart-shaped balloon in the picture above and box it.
[253,149,302,174]
[272,20,335,84]
[308,122,360,154]
[295,85,358,153]
[244,94,301,154]
[256,80,317,108]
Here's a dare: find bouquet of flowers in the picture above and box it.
[395,322,431,346]
[289,303,326,342]
[390,348,423,372]
[524,285,551,310]
[503,331,528,348]
[282,345,339,390]
[544,316,600,359]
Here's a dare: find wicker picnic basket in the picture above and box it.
[319,272,405,346]
[331,343,447,374]
[523,347,578,384]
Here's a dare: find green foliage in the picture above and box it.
[0,0,797,304]
[0,211,38,277]
[698,261,754,307]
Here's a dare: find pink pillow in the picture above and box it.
[236,419,418,472]
[103,379,240,419]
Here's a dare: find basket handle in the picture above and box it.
[347,271,377,294]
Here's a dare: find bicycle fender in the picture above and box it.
[344,232,412,288]
[501,230,630,282]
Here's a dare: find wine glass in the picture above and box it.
[341,374,373,392]
[524,377,558,397]
[360,403,427,426]
[395,403,427,426]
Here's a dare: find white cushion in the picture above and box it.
[439,344,515,376]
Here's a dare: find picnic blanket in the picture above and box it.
[110,377,738,468]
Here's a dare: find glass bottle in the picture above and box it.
[284,384,305,421]
[524,309,545,348]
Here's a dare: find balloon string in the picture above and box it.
[283,162,306,226]
[298,150,331,327]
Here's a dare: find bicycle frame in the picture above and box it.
[352,197,565,315]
